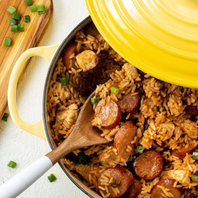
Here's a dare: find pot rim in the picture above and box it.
[42,15,95,198]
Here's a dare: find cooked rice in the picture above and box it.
[46,23,198,197]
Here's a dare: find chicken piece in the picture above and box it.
[76,50,99,72]
[123,63,140,80]
[56,104,78,129]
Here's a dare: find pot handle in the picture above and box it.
[8,44,60,140]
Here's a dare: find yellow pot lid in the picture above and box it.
[85,0,198,88]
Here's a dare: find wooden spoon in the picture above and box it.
[0,92,110,197]
[46,91,110,164]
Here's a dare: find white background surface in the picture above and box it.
[0,1,89,197]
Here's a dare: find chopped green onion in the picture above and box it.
[144,124,149,130]
[127,155,133,162]
[111,86,120,95]
[48,174,57,182]
[60,77,68,86]
[79,152,90,165]
[10,18,17,25]
[192,152,198,160]
[2,113,9,121]
[137,145,145,153]
[3,38,12,47]
[24,0,33,6]
[37,5,45,15]
[162,105,166,109]
[18,24,24,32]
[74,156,79,165]
[30,5,37,12]
[7,161,17,168]
[90,97,100,104]
[23,15,30,23]
[12,12,21,20]
[7,6,16,14]
[192,175,198,182]
[11,25,18,32]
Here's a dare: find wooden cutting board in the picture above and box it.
[0,0,52,119]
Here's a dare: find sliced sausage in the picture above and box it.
[118,94,140,114]
[94,99,121,129]
[114,121,137,161]
[98,166,134,198]
[120,178,142,198]
[76,50,99,72]
[172,145,197,160]
[133,150,163,181]
[185,105,198,117]
[151,178,182,198]
[63,40,77,70]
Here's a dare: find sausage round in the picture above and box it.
[98,166,134,198]
[185,105,198,117]
[118,94,140,114]
[172,145,197,160]
[133,150,163,181]
[114,121,137,161]
[63,40,77,70]
[94,99,121,129]
[151,178,182,198]
[120,178,142,198]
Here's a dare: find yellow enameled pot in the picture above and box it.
[8,16,101,198]
[86,0,198,88]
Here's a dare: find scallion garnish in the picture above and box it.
[127,155,133,162]
[2,113,9,121]
[74,152,90,165]
[90,97,100,104]
[24,0,33,6]
[60,77,68,86]
[110,86,120,95]
[137,145,145,153]
[79,152,90,165]
[192,175,198,182]
[3,38,12,47]
[30,5,37,12]
[7,6,16,14]
[11,25,18,32]
[18,24,24,32]
[192,152,198,160]
[144,124,149,130]
[162,105,166,109]
[48,174,57,182]
[37,5,45,15]
[10,18,17,25]
[7,161,17,168]
[23,15,30,23]
[12,12,21,20]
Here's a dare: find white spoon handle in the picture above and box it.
[0,156,52,198]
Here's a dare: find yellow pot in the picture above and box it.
[86,0,198,88]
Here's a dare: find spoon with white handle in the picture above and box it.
[0,92,109,197]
